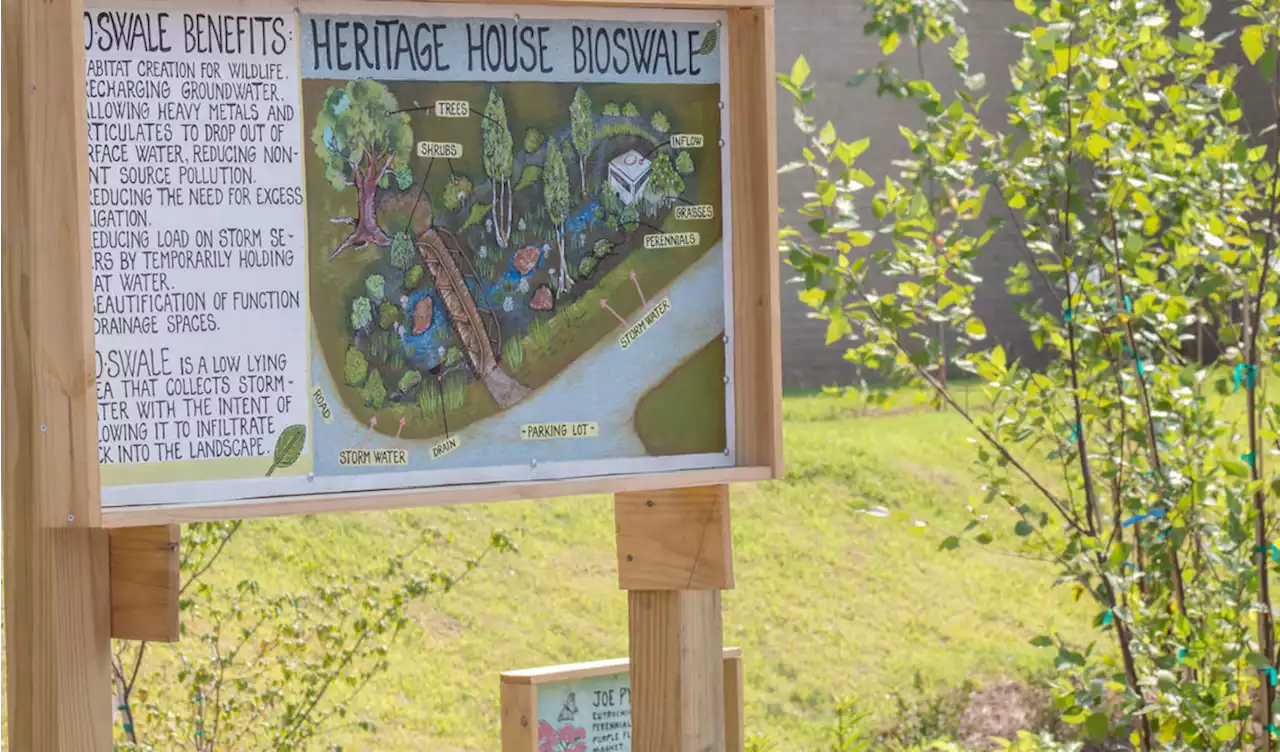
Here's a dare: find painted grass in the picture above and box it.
[633,336,727,455]
[106,391,1086,749]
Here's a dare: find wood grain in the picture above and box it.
[628,590,725,752]
[501,646,742,685]
[723,652,745,752]
[109,526,181,642]
[4,0,112,744]
[615,485,733,590]
[728,7,784,476]
[500,681,539,752]
[101,466,771,528]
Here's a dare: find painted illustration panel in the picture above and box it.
[85,2,732,507]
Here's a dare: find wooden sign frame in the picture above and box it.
[3,0,776,748]
[500,647,745,752]
[4,0,780,530]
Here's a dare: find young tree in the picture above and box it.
[622,102,639,117]
[350,296,373,334]
[780,0,1280,748]
[312,80,413,259]
[569,87,595,198]
[603,102,621,116]
[643,152,684,208]
[482,87,515,248]
[543,137,573,293]
[365,274,385,303]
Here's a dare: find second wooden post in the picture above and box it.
[616,485,733,752]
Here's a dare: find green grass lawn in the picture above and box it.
[132,391,1089,750]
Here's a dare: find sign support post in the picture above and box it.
[4,0,113,746]
[616,485,733,751]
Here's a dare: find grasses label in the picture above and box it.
[416,141,463,158]
[434,100,470,117]
[520,422,599,440]
[674,204,714,221]
[619,297,672,350]
[338,448,410,466]
[430,435,461,459]
[643,232,699,250]
[670,134,704,148]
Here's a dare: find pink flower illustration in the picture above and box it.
[538,720,586,752]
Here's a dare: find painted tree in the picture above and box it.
[644,152,684,207]
[569,87,595,198]
[365,274,385,302]
[622,102,639,117]
[651,111,670,133]
[312,80,413,259]
[482,87,515,248]
[543,137,573,293]
[523,127,545,154]
[675,150,694,175]
[350,296,373,334]
[440,175,473,213]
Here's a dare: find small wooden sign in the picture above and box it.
[500,647,744,752]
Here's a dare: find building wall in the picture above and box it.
[771,0,1267,390]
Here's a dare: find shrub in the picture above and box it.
[621,102,639,117]
[350,296,373,332]
[398,369,422,393]
[602,102,620,116]
[405,264,424,289]
[378,301,400,330]
[390,231,415,271]
[650,110,670,133]
[523,127,545,153]
[343,346,368,387]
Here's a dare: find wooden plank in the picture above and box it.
[615,485,733,590]
[410,0,773,8]
[723,653,745,752]
[501,646,742,685]
[100,465,772,528]
[4,0,112,744]
[109,526,181,642]
[628,590,725,752]
[728,7,784,477]
[500,681,539,752]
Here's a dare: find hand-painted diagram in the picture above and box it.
[302,12,731,483]
[87,4,732,506]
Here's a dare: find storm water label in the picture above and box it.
[338,448,410,466]
[87,5,310,483]
[618,298,672,350]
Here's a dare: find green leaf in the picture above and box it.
[1029,635,1053,647]
[1242,25,1266,66]
[695,27,718,56]
[268,424,307,476]
[1085,133,1111,159]
[790,56,811,86]
[1085,712,1109,741]
[939,536,960,551]
[1015,521,1033,537]
[965,319,987,339]
[880,32,900,55]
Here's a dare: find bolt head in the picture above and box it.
[67,514,75,522]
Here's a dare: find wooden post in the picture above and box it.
[616,485,733,752]
[4,0,112,744]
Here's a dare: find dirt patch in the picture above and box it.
[957,679,1057,749]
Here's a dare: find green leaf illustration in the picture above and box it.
[696,28,718,56]
[266,424,307,477]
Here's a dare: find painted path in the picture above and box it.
[311,241,726,476]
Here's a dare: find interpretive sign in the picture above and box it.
[500,648,743,752]
[86,1,742,511]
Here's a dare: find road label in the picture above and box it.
[311,386,334,424]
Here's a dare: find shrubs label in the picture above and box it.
[88,1,733,509]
